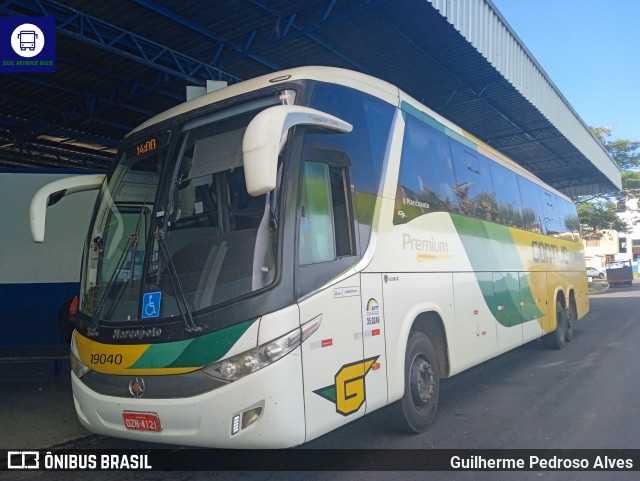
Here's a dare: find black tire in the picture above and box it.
[599,273,605,279]
[542,300,567,350]
[565,298,577,342]
[388,331,440,433]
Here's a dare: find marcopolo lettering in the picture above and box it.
[113,327,162,340]
[402,196,430,209]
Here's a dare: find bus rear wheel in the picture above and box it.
[565,298,577,342]
[389,331,440,433]
[542,300,567,350]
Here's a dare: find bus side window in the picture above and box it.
[517,177,545,234]
[556,195,579,241]
[450,142,497,221]
[542,190,562,235]
[299,161,355,265]
[394,114,458,224]
[490,162,524,228]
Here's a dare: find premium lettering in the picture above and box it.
[402,233,448,253]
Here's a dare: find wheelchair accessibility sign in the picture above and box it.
[142,292,161,319]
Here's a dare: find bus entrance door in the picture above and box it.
[299,277,365,442]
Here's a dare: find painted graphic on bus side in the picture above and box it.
[314,356,379,416]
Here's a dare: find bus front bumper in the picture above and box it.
[71,347,305,448]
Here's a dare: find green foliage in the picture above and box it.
[622,170,640,192]
[577,200,629,239]
[573,127,640,238]
[592,127,640,169]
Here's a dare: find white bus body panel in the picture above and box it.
[360,273,388,413]
[299,276,368,443]
[381,272,455,402]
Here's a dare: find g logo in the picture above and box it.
[314,356,379,416]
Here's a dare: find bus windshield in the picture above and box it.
[80,101,281,326]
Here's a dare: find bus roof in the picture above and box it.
[128,66,399,137]
[128,66,572,203]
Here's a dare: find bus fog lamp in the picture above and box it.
[242,406,263,429]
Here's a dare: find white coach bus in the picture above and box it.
[31,66,588,448]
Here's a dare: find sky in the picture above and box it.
[490,0,640,141]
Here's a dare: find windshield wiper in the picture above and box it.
[153,228,201,333]
[128,199,148,288]
[87,233,136,336]
[88,204,149,335]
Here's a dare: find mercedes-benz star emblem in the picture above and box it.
[128,377,145,398]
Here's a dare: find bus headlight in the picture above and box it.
[70,350,92,378]
[202,315,321,382]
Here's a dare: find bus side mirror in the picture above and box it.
[30,174,106,242]
[242,105,352,196]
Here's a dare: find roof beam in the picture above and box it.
[0,140,112,170]
[2,71,174,147]
[223,0,391,74]
[132,0,282,71]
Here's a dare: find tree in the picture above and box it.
[576,200,628,239]
[592,127,640,170]
[573,127,640,237]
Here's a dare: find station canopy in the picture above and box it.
[0,0,621,196]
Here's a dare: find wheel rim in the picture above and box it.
[409,354,435,411]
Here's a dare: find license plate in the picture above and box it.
[122,411,162,432]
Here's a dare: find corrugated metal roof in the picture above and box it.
[429,0,620,192]
[0,0,621,194]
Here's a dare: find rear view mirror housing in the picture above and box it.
[30,174,106,242]
[242,105,352,196]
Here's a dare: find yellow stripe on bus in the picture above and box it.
[74,332,196,375]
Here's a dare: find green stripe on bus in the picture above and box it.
[130,318,257,369]
[450,214,543,326]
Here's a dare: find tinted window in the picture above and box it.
[541,190,562,235]
[450,142,497,222]
[517,177,545,234]
[556,196,580,241]
[394,114,458,224]
[490,162,524,228]
[309,83,394,252]
[310,84,392,196]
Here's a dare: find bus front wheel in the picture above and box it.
[389,331,440,433]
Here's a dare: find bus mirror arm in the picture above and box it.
[30,174,106,242]
[242,105,352,196]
